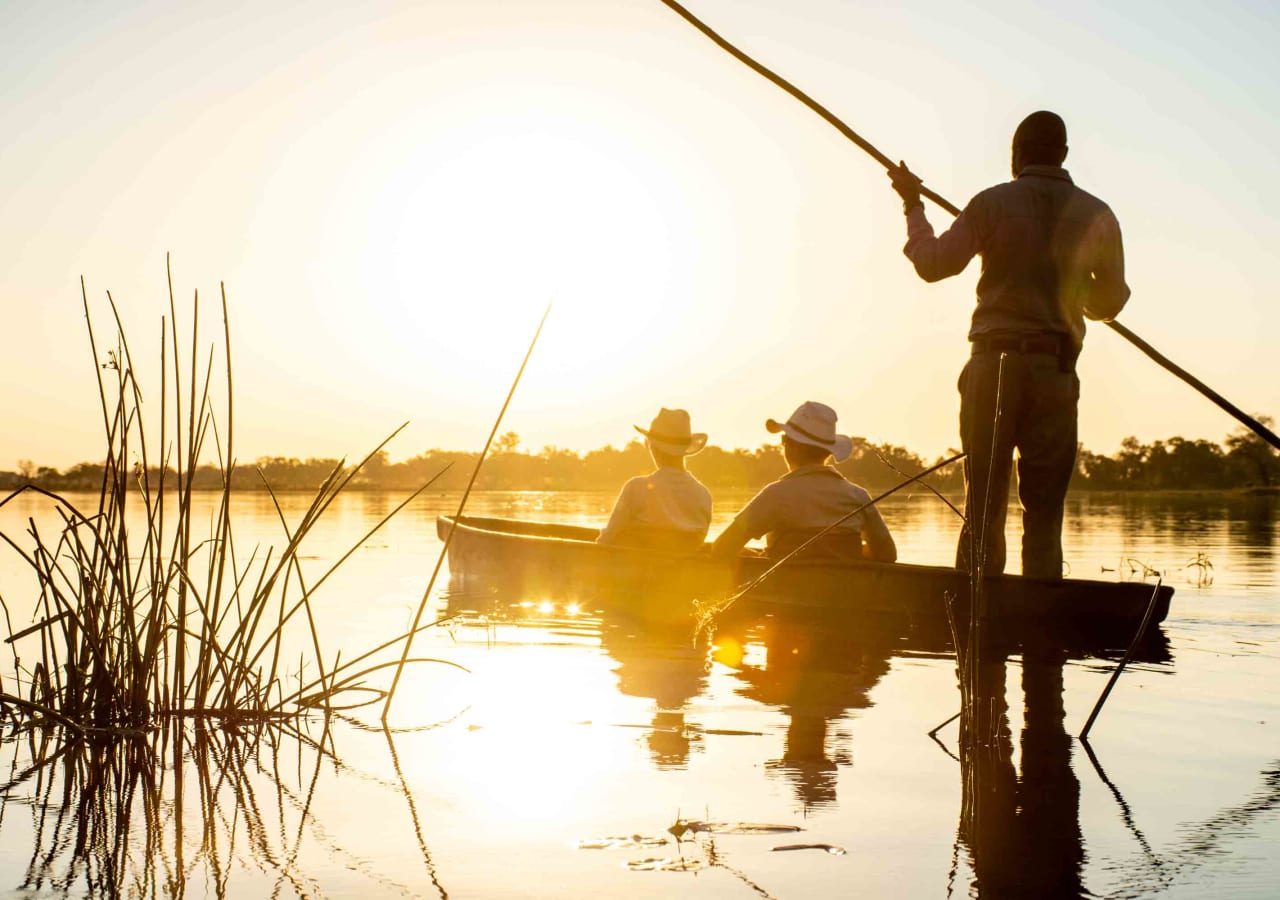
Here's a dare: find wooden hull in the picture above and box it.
[437,516,1173,640]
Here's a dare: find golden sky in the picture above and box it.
[2,0,1278,467]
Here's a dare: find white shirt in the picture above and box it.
[598,467,713,544]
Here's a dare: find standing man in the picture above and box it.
[888,111,1129,578]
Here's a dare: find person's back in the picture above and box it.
[888,111,1129,579]
[599,467,712,550]
[598,409,713,551]
[909,166,1128,352]
[711,402,897,565]
[720,464,878,562]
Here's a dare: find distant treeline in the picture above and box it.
[4,421,1276,495]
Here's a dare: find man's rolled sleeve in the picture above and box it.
[1082,209,1130,322]
[903,201,981,283]
[861,506,898,563]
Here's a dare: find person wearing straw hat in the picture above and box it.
[597,408,713,551]
[710,402,897,563]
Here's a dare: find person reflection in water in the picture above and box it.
[961,636,1084,897]
[728,621,891,811]
[600,617,710,769]
[711,402,896,563]
[597,408,712,551]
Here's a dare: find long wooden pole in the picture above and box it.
[656,0,1280,451]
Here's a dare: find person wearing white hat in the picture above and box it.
[597,408,713,550]
[711,402,896,563]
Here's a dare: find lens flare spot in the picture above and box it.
[712,638,744,669]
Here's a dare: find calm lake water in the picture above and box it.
[0,489,1276,898]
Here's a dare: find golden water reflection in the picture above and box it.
[0,490,1276,896]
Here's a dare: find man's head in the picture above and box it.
[647,443,686,470]
[1012,110,1068,175]
[781,435,831,470]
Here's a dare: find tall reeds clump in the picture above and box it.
[0,268,440,734]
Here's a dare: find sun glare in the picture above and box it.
[345,112,699,397]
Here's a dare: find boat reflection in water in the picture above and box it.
[443,557,1179,897]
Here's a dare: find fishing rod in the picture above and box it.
[656,0,1280,452]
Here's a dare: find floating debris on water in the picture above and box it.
[577,835,670,850]
[626,856,705,872]
[772,843,847,855]
[669,819,803,838]
[693,727,766,737]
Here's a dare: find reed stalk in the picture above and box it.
[0,268,455,734]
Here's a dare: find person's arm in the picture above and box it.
[860,506,897,563]
[709,489,770,560]
[709,514,752,559]
[903,204,982,283]
[694,486,713,542]
[889,163,982,283]
[597,479,637,544]
[1082,208,1130,322]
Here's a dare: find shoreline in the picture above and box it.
[9,484,1277,498]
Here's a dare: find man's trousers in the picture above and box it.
[955,351,1079,579]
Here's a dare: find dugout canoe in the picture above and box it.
[436,516,1173,633]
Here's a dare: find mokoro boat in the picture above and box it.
[438,516,1174,636]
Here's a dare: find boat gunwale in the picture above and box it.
[437,515,1176,603]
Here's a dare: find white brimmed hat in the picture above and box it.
[766,401,854,463]
[635,408,708,457]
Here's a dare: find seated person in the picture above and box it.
[711,401,897,563]
[597,408,713,551]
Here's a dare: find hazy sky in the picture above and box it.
[3,0,1278,467]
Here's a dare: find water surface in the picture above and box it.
[0,489,1276,898]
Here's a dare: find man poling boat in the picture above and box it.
[650,0,1279,590]
[888,111,1127,579]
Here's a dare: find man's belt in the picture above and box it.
[971,334,1065,356]
[971,333,1078,372]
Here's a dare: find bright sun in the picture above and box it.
[345,112,699,392]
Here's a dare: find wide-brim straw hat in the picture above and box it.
[766,400,854,463]
[635,408,707,457]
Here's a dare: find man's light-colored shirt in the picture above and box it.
[714,464,889,552]
[598,467,712,544]
[903,165,1129,350]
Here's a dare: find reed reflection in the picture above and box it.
[1,723,331,898]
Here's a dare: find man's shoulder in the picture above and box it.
[973,180,1014,202]
[684,472,714,501]
[620,473,652,493]
[1065,182,1117,219]
[844,481,873,502]
[975,177,1116,221]
[968,180,1021,209]
[746,475,792,505]
[827,475,873,505]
